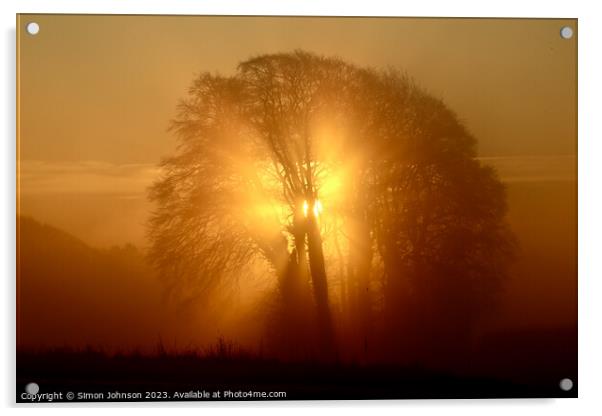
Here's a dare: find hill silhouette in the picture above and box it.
[18,216,166,350]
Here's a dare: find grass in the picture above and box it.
[16,337,576,401]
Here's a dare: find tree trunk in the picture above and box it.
[349,219,372,362]
[305,216,336,359]
[269,229,314,360]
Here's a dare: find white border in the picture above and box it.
[3,0,601,414]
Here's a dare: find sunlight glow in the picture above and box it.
[313,199,323,217]
[302,199,323,218]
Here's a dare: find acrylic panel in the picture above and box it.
[16,14,577,402]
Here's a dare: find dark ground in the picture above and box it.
[16,339,577,402]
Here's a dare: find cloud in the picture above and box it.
[18,160,161,196]
[18,155,577,199]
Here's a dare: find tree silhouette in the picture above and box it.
[148,51,515,363]
[359,71,516,364]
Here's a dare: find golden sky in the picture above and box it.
[19,15,576,162]
[17,15,577,247]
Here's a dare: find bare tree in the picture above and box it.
[148,51,515,364]
[360,71,516,364]
[149,52,364,357]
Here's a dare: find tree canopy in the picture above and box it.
[148,50,515,363]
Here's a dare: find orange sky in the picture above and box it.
[18,15,576,241]
[19,16,576,161]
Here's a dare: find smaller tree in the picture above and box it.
[362,72,516,365]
